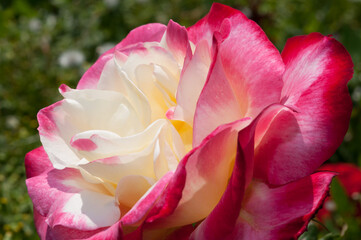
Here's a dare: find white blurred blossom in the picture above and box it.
[46,15,57,28]
[6,116,20,129]
[104,0,119,8]
[324,200,337,212]
[28,18,41,32]
[58,50,85,68]
[96,43,116,56]
[351,192,360,201]
[352,86,361,102]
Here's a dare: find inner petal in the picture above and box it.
[115,175,155,209]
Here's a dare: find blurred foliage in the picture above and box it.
[0,0,361,239]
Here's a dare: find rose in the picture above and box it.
[25,3,353,239]
[317,163,361,222]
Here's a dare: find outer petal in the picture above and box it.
[77,52,114,90]
[187,3,242,46]
[25,146,53,179]
[26,168,120,232]
[115,23,167,51]
[254,33,353,185]
[192,4,284,146]
[33,208,111,240]
[234,172,335,239]
[77,23,166,89]
[192,172,334,240]
[33,208,49,240]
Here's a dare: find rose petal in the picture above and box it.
[25,147,53,179]
[192,5,284,146]
[189,104,286,239]
[192,41,243,146]
[254,33,353,185]
[121,171,174,226]
[190,123,254,239]
[116,23,167,50]
[77,53,113,90]
[146,117,252,228]
[172,39,211,125]
[77,23,167,89]
[161,20,192,66]
[187,3,242,46]
[26,168,120,231]
[96,59,151,126]
[115,175,155,208]
[79,119,184,183]
[70,120,168,160]
[237,172,335,239]
[192,172,334,239]
[38,88,144,169]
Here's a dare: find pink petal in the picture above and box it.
[192,41,243,146]
[115,23,166,50]
[236,172,335,239]
[77,53,114,90]
[37,100,82,169]
[187,3,243,46]
[77,23,166,89]
[25,147,53,179]
[33,203,113,240]
[254,33,353,185]
[192,4,284,146]
[26,168,120,232]
[193,171,334,239]
[163,20,192,65]
[33,208,49,240]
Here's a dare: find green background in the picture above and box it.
[1,0,360,239]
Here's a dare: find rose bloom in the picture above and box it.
[25,3,353,240]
